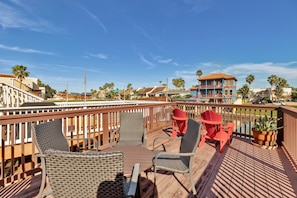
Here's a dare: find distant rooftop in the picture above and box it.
[198,73,237,81]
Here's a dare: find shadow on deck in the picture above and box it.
[1,128,297,198]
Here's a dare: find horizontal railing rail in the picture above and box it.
[0,101,297,187]
[175,102,280,138]
[0,102,173,186]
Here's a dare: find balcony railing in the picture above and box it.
[0,101,297,187]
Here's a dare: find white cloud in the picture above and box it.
[82,6,107,33]
[223,62,297,79]
[139,54,155,69]
[0,1,63,33]
[134,24,161,49]
[0,44,54,55]
[151,54,174,64]
[173,61,297,89]
[172,62,179,66]
[158,58,172,64]
[182,0,215,14]
[87,53,108,59]
[200,62,220,67]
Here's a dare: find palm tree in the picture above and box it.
[126,83,133,99]
[267,75,278,101]
[245,74,255,101]
[172,78,185,90]
[246,74,255,88]
[196,70,203,78]
[196,70,203,98]
[275,85,283,102]
[238,84,249,103]
[277,77,288,87]
[90,89,98,99]
[12,65,30,89]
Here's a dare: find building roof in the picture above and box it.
[137,87,154,94]
[150,86,166,93]
[190,86,199,91]
[198,73,237,81]
[0,74,16,78]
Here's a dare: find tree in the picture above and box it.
[291,92,297,101]
[37,79,56,99]
[196,70,203,97]
[273,77,289,102]
[277,77,288,87]
[90,89,98,99]
[267,75,278,101]
[238,84,249,103]
[12,65,30,89]
[44,84,56,99]
[99,82,115,99]
[196,70,203,78]
[245,74,255,101]
[159,81,162,86]
[275,85,283,102]
[126,83,133,100]
[245,74,255,88]
[37,79,43,86]
[172,78,185,90]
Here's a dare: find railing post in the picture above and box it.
[148,107,154,131]
[102,112,109,147]
[277,107,284,146]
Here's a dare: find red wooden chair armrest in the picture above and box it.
[172,116,187,121]
[197,119,221,125]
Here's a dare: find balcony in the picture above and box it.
[0,102,297,197]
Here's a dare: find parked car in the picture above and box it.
[252,97,267,104]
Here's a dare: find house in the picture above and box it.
[136,87,155,98]
[53,92,92,100]
[0,74,45,98]
[134,86,170,101]
[197,73,237,104]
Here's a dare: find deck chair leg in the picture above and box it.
[219,140,226,153]
[38,158,53,198]
[37,159,47,198]
[189,169,196,195]
[153,168,157,197]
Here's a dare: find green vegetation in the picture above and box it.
[172,78,185,90]
[12,65,30,89]
[252,115,282,132]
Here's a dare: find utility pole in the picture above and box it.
[166,78,168,102]
[124,84,125,101]
[84,69,86,104]
[66,82,68,105]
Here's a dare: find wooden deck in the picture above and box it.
[1,128,297,198]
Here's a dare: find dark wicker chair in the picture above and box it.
[42,150,140,198]
[152,118,202,196]
[110,112,147,147]
[32,119,98,198]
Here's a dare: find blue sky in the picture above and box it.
[0,0,297,93]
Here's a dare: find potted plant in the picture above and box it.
[252,115,282,147]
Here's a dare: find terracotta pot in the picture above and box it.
[252,130,278,146]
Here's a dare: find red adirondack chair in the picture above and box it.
[198,109,234,152]
[171,108,188,138]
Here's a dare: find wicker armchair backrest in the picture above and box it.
[32,119,69,154]
[45,150,125,197]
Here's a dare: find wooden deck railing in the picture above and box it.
[0,102,297,187]
[0,103,173,186]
